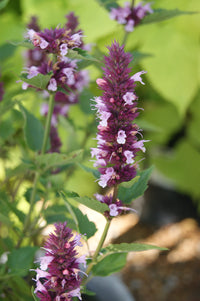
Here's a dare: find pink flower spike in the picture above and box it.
[34,268,50,281]
[69,287,82,300]
[124,150,134,164]
[34,280,47,294]
[60,43,68,56]
[22,82,29,90]
[109,204,119,217]
[125,19,135,32]
[96,78,106,87]
[131,71,147,85]
[39,255,54,270]
[48,78,57,91]
[133,139,150,152]
[39,38,49,49]
[117,130,127,144]
[27,66,39,79]
[123,92,137,105]
[27,29,36,40]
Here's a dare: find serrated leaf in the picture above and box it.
[95,0,119,11]
[9,39,34,49]
[19,72,53,90]
[19,104,45,151]
[102,242,168,255]
[35,150,83,172]
[92,253,127,277]
[141,8,196,25]
[74,196,109,214]
[72,206,97,239]
[7,247,38,277]
[118,166,154,204]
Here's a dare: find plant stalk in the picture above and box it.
[83,219,111,283]
[16,93,55,248]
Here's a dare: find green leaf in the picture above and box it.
[72,206,97,239]
[0,0,9,10]
[74,196,109,214]
[130,50,153,66]
[9,39,34,49]
[118,166,154,204]
[141,8,196,25]
[79,89,94,115]
[68,48,100,63]
[102,242,168,255]
[95,0,119,11]
[61,192,97,239]
[7,246,38,277]
[35,150,83,172]
[0,43,16,62]
[19,104,45,151]
[61,190,109,214]
[78,163,100,179]
[19,72,53,90]
[43,205,74,225]
[92,253,127,276]
[0,212,13,226]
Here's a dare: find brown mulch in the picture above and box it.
[114,218,200,301]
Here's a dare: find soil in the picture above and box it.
[114,217,200,301]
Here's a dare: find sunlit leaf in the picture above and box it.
[35,150,83,172]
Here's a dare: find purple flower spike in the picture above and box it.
[91,42,148,188]
[33,222,85,301]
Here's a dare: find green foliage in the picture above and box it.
[141,8,196,25]
[7,246,38,277]
[102,242,168,254]
[95,0,119,11]
[35,150,83,172]
[118,166,154,204]
[19,104,45,151]
[92,253,127,276]
[61,190,109,215]
[19,72,53,90]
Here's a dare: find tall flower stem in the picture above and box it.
[41,93,55,154]
[83,219,111,283]
[16,93,55,248]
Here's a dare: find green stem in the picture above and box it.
[41,93,55,154]
[16,93,55,248]
[83,219,111,283]
[122,31,129,46]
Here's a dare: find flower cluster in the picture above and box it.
[33,222,86,301]
[110,1,153,32]
[23,13,90,152]
[95,193,136,218]
[91,41,148,189]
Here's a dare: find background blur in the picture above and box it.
[0,0,200,300]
